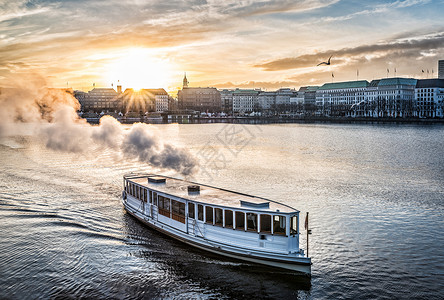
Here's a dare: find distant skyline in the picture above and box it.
[1,0,444,93]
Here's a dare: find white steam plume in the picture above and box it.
[0,74,198,175]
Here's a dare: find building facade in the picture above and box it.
[439,60,444,79]
[316,81,369,117]
[178,87,222,112]
[297,86,319,115]
[415,79,444,118]
[76,88,119,112]
[220,89,234,113]
[153,90,169,112]
[275,88,296,106]
[232,89,261,114]
[369,78,417,118]
[257,91,276,110]
[118,88,169,113]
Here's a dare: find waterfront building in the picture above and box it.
[178,87,222,112]
[439,60,444,79]
[297,86,319,116]
[371,78,417,118]
[168,95,178,111]
[177,74,221,112]
[152,89,169,112]
[76,88,119,112]
[275,88,296,106]
[220,89,234,113]
[119,88,169,113]
[257,91,276,111]
[74,90,88,109]
[232,89,261,114]
[316,81,369,117]
[415,79,444,118]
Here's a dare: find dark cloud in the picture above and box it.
[255,33,444,71]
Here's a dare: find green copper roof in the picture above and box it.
[232,89,260,94]
[306,86,319,91]
[377,78,417,86]
[319,80,369,90]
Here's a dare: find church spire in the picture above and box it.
[183,72,189,88]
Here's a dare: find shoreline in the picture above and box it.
[84,116,444,125]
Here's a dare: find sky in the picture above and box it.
[1,0,444,93]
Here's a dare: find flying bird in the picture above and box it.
[317,55,332,66]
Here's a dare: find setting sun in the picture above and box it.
[105,48,174,90]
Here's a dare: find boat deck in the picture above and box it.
[125,174,297,214]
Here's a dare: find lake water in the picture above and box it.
[1,123,443,299]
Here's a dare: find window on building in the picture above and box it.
[273,215,286,235]
[235,211,245,230]
[260,214,272,233]
[224,210,233,228]
[214,208,223,226]
[205,206,213,224]
[246,213,258,231]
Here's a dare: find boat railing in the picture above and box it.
[191,218,204,238]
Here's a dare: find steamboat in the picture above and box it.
[122,174,311,275]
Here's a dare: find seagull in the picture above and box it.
[317,55,332,66]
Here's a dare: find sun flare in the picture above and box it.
[105,48,174,91]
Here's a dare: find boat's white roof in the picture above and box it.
[125,174,298,215]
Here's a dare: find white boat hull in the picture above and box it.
[123,198,311,276]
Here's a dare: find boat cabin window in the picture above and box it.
[143,189,147,202]
[260,214,272,233]
[158,196,170,218]
[205,206,213,224]
[290,216,298,235]
[149,190,153,203]
[172,200,185,223]
[273,215,286,235]
[214,208,223,226]
[224,210,233,228]
[198,204,204,221]
[246,213,258,232]
[188,202,195,219]
[235,211,245,231]
[153,192,157,205]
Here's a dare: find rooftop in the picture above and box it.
[369,80,380,87]
[233,89,261,95]
[416,79,444,88]
[319,80,369,90]
[377,78,417,86]
[299,86,319,92]
[125,174,298,214]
